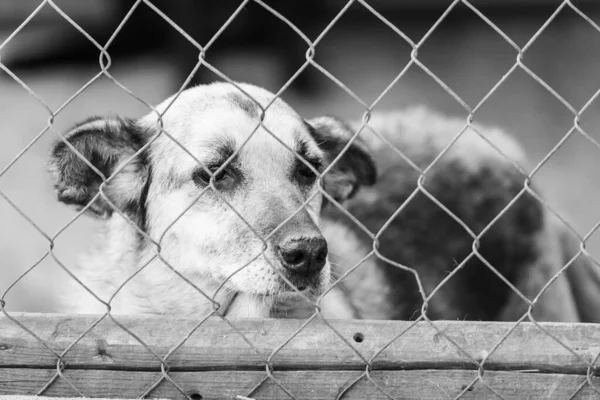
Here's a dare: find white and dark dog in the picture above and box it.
[49,82,600,322]
[49,82,375,318]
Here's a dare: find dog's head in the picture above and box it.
[49,82,375,303]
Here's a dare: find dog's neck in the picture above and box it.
[59,214,273,318]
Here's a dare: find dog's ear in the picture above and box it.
[49,116,149,221]
[306,116,376,203]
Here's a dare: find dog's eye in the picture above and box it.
[295,163,318,185]
[193,167,232,186]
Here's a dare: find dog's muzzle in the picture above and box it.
[269,209,329,292]
[278,236,328,276]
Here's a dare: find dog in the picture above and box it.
[49,81,599,322]
[312,108,587,322]
[49,82,375,318]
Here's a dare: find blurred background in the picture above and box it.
[2,0,600,312]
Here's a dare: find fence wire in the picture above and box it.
[1,0,600,399]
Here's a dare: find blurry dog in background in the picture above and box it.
[306,108,599,323]
[49,82,600,322]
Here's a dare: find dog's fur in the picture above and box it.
[49,82,599,322]
[314,109,584,322]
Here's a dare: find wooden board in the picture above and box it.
[2,314,600,374]
[2,368,600,400]
[3,314,600,399]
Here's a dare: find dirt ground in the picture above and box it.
[3,5,600,312]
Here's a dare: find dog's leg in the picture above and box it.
[496,216,580,322]
[561,223,600,323]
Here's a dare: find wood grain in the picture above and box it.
[2,368,600,399]
[2,314,600,373]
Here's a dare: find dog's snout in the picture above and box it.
[279,236,328,276]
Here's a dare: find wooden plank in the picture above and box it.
[2,314,600,373]
[1,368,599,399]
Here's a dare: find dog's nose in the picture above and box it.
[278,236,328,276]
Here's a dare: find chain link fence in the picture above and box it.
[2,0,600,399]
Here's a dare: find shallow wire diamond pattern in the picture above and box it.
[1,0,599,399]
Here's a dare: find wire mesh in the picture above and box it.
[1,0,600,399]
